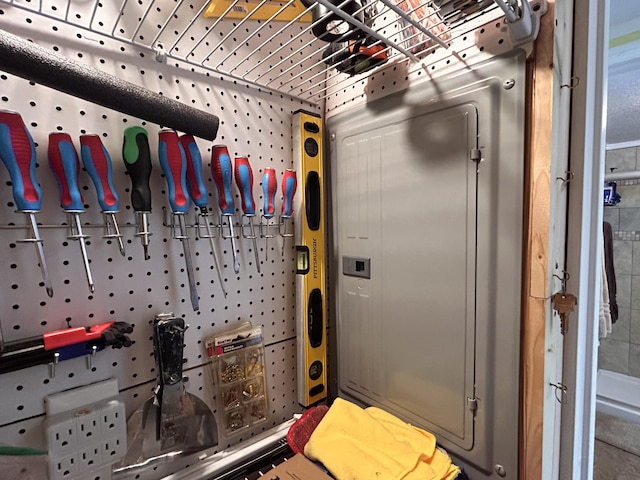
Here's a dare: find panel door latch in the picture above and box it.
[467,396,478,414]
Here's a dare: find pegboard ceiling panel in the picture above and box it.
[0,0,544,105]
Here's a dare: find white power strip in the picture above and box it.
[45,379,127,480]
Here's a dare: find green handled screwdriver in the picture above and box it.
[122,126,153,260]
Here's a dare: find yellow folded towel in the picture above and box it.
[304,398,460,480]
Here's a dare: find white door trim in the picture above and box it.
[559,0,609,478]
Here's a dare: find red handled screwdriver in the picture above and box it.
[280,169,297,256]
[180,134,227,298]
[122,126,152,260]
[80,135,125,256]
[48,133,95,293]
[261,167,277,261]
[211,145,240,274]
[0,110,53,297]
[234,156,260,273]
[158,129,199,311]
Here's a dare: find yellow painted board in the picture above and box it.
[204,0,312,22]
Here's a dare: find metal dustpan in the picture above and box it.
[119,313,218,470]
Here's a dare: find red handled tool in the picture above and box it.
[280,169,297,255]
[122,126,152,260]
[211,145,240,273]
[158,129,199,311]
[48,132,95,293]
[180,134,227,297]
[80,134,125,256]
[234,156,261,273]
[0,321,134,376]
[261,167,277,260]
[0,110,53,297]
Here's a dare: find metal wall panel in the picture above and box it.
[329,51,526,479]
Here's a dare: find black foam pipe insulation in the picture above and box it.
[0,29,220,141]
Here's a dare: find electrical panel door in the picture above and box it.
[329,52,526,479]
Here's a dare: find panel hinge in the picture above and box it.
[470,149,482,163]
[467,396,478,415]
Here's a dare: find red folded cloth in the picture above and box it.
[287,404,329,454]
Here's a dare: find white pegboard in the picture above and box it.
[0,4,310,455]
[0,339,301,470]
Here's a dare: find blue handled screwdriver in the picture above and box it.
[0,110,53,297]
[80,134,125,256]
[48,133,95,293]
[261,167,277,261]
[234,156,260,273]
[280,169,297,256]
[180,134,227,298]
[158,129,199,311]
[211,144,240,274]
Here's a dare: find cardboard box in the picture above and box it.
[263,454,333,480]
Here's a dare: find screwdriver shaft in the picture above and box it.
[248,220,261,273]
[71,213,95,293]
[201,212,227,297]
[104,212,126,256]
[26,212,53,297]
[177,214,199,311]
[135,212,152,260]
[226,215,241,274]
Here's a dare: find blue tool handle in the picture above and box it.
[158,129,189,214]
[0,110,42,211]
[281,169,297,218]
[80,135,119,212]
[234,156,255,215]
[180,134,208,209]
[262,167,277,218]
[211,145,235,215]
[48,133,84,211]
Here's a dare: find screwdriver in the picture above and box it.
[280,169,297,256]
[158,129,199,311]
[79,135,125,256]
[179,134,227,298]
[211,145,240,274]
[234,156,261,273]
[48,133,95,293]
[122,126,152,260]
[261,167,277,261]
[0,110,53,297]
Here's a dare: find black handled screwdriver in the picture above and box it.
[122,126,153,260]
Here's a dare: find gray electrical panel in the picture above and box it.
[328,52,526,479]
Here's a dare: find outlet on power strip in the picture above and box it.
[78,444,102,473]
[52,453,79,479]
[48,418,77,456]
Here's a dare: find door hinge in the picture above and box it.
[470,148,482,162]
[467,396,478,415]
